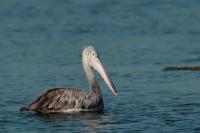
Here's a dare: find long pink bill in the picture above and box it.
[91,56,118,95]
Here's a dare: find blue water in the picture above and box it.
[1,0,200,132]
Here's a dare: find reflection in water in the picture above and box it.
[30,111,117,133]
[36,111,103,120]
[36,112,105,133]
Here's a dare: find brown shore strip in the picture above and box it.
[163,66,200,71]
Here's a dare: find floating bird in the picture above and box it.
[20,45,117,113]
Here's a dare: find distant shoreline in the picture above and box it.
[163,66,200,71]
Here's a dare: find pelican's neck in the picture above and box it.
[83,57,101,95]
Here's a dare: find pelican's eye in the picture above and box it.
[91,52,96,57]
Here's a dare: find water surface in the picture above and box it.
[0,0,200,132]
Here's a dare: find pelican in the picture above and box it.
[20,45,117,113]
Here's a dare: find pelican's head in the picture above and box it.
[82,45,118,95]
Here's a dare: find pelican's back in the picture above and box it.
[20,88,103,113]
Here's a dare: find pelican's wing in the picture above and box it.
[21,88,89,113]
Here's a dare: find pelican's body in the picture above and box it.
[20,45,117,113]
